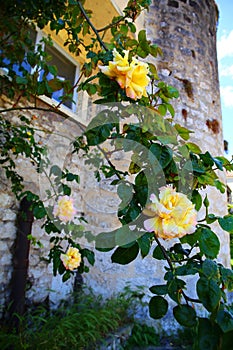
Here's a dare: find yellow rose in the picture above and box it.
[61,247,81,271]
[53,195,77,223]
[143,186,197,240]
[99,49,130,86]
[125,58,150,100]
[99,49,149,100]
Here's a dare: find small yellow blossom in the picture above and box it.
[143,186,197,240]
[61,247,81,271]
[53,195,77,222]
[99,49,149,100]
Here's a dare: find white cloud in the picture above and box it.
[217,30,233,60]
[218,63,233,78]
[220,85,233,107]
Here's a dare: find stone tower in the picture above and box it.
[143,0,230,263]
[145,0,221,153]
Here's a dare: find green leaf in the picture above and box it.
[158,104,167,116]
[206,214,218,224]
[66,173,80,183]
[153,245,165,260]
[149,44,160,57]
[191,190,202,211]
[216,309,233,333]
[173,305,197,327]
[201,259,219,280]
[220,266,233,291]
[16,76,28,84]
[214,179,225,193]
[167,103,175,117]
[82,21,90,36]
[33,203,46,219]
[149,143,162,160]
[138,29,150,54]
[175,261,199,276]
[62,270,71,282]
[50,165,62,177]
[197,318,221,350]
[129,161,141,174]
[149,296,168,319]
[137,232,152,258]
[180,229,200,247]
[149,284,168,295]
[128,22,136,33]
[148,63,158,79]
[160,146,173,168]
[167,278,185,303]
[166,85,179,98]
[222,330,233,349]
[82,249,95,266]
[199,228,220,259]
[174,124,192,140]
[117,182,133,202]
[196,278,221,312]
[186,142,201,154]
[62,184,71,196]
[111,242,139,265]
[157,134,177,145]
[218,215,233,233]
[212,157,223,171]
[48,65,57,76]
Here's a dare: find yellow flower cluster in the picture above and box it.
[143,186,197,240]
[61,247,81,271]
[99,49,150,100]
[53,195,77,223]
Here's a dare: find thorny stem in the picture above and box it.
[154,235,173,271]
[97,15,127,32]
[77,1,108,51]
[55,72,84,109]
[182,290,201,304]
[97,144,122,180]
[30,155,58,198]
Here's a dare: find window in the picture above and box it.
[1,29,79,113]
[41,44,78,111]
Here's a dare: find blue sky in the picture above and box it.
[216,0,233,158]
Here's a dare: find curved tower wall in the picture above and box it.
[144,0,230,265]
[146,0,222,151]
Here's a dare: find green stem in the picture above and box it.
[77,1,108,51]
[154,235,174,271]
[97,16,126,32]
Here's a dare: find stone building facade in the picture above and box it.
[0,0,230,326]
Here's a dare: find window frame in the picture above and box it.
[35,30,79,113]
